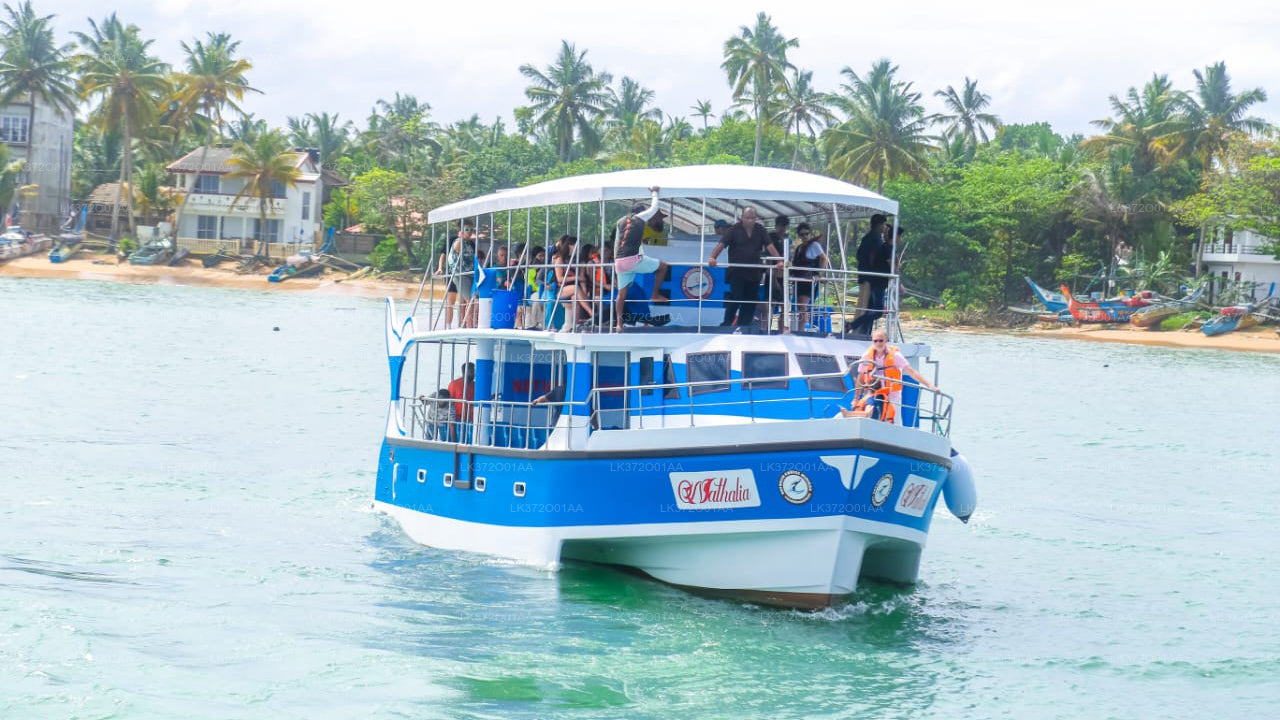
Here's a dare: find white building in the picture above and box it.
[167,146,324,257]
[1201,226,1280,295]
[1,95,74,232]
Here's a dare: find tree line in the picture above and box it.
[1,4,1276,308]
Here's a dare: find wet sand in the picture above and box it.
[5,254,1278,353]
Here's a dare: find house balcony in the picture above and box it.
[1201,242,1279,264]
[185,193,285,217]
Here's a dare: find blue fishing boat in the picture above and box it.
[373,166,977,608]
[49,207,88,263]
[128,240,172,265]
[1202,283,1275,336]
[267,253,324,282]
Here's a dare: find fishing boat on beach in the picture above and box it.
[268,253,324,282]
[49,207,88,263]
[1202,283,1276,336]
[1129,285,1206,328]
[1061,284,1154,323]
[128,240,173,265]
[372,165,977,608]
[0,227,51,261]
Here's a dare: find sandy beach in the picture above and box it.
[0,253,432,300]
[4,253,1278,353]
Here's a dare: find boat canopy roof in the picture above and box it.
[427,165,898,232]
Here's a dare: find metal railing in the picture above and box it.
[395,367,952,451]
[416,257,901,340]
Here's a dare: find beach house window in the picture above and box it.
[253,218,281,243]
[193,174,220,194]
[687,352,730,395]
[196,215,218,240]
[0,114,29,144]
[270,181,287,198]
[743,352,788,390]
[796,353,845,392]
[301,191,311,220]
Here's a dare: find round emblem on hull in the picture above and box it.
[778,470,813,504]
[871,473,894,507]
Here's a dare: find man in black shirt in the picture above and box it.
[850,214,887,336]
[708,207,781,328]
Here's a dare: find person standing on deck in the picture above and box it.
[708,207,782,329]
[613,186,671,332]
[849,214,887,336]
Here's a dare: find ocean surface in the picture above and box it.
[2,276,1277,720]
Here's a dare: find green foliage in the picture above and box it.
[368,237,407,271]
[456,135,556,195]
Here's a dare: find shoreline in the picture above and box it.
[4,255,1278,353]
[0,253,430,300]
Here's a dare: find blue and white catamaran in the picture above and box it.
[373,165,976,608]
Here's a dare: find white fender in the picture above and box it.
[943,449,977,523]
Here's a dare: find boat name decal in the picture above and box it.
[669,470,761,510]
[894,476,937,517]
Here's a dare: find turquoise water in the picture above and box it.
[2,276,1277,719]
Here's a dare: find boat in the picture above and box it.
[372,165,977,609]
[1024,277,1070,313]
[1129,285,1206,328]
[201,249,234,268]
[0,226,51,261]
[49,207,88,263]
[128,240,172,265]
[267,253,325,282]
[1202,283,1275,336]
[1061,284,1154,323]
[167,246,190,266]
[1025,276,1151,322]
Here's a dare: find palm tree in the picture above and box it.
[605,76,661,145]
[1083,74,1177,176]
[0,141,26,216]
[690,99,715,132]
[773,68,836,168]
[1160,61,1270,168]
[0,2,77,115]
[74,14,170,241]
[721,12,797,165]
[305,111,353,167]
[172,31,258,240]
[519,40,612,162]
[225,112,265,142]
[225,129,300,259]
[932,77,1001,158]
[825,59,934,192]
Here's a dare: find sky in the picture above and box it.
[50,0,1280,139]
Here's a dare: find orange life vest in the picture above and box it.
[860,345,903,393]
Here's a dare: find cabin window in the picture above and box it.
[196,215,219,240]
[301,191,311,220]
[663,354,680,399]
[687,352,730,395]
[193,174,220,193]
[797,353,845,392]
[270,180,287,198]
[638,356,655,395]
[743,352,788,390]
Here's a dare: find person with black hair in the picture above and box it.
[849,214,888,336]
[708,207,782,328]
[614,186,671,332]
[791,222,830,331]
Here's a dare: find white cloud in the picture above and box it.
[52,0,1280,137]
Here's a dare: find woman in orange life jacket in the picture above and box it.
[855,329,939,425]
